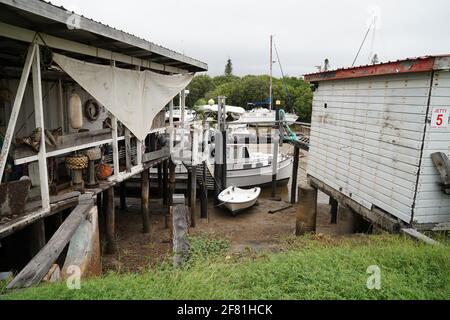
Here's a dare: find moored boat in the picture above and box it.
[218,186,261,214]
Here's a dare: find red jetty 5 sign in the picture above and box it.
[431,108,449,129]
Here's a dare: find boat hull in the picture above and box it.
[218,187,261,214]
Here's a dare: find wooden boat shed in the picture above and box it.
[304,55,450,232]
[0,0,207,287]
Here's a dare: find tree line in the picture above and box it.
[186,60,313,121]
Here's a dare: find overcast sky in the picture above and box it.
[51,0,450,77]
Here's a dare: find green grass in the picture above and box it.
[1,234,449,300]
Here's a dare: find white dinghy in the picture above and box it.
[218,186,261,214]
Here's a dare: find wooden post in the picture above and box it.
[200,161,208,219]
[186,168,192,206]
[190,165,197,228]
[172,194,189,267]
[96,192,102,216]
[329,197,338,224]
[32,44,50,209]
[125,128,132,172]
[28,219,46,258]
[157,163,163,198]
[166,161,176,229]
[105,187,116,254]
[296,185,317,236]
[141,168,150,234]
[111,116,120,177]
[271,135,279,198]
[162,160,168,205]
[291,146,300,204]
[119,182,127,211]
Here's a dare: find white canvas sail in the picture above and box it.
[53,53,193,141]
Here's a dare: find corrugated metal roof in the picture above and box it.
[304,55,450,82]
[0,0,208,72]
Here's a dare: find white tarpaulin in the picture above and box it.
[53,53,193,141]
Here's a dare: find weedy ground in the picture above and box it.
[1,234,449,300]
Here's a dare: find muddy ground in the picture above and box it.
[103,150,359,273]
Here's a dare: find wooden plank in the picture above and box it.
[28,219,46,258]
[142,147,170,163]
[401,228,440,246]
[111,116,120,177]
[7,198,94,289]
[431,152,450,186]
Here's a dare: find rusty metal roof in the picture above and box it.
[0,0,208,73]
[304,55,450,82]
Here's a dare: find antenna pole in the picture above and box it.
[269,34,273,111]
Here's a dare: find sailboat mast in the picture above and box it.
[269,34,273,111]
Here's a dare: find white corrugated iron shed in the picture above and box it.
[305,55,450,226]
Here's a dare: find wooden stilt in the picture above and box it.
[157,163,163,198]
[187,168,192,206]
[96,192,102,216]
[141,169,150,234]
[291,146,300,204]
[200,161,208,219]
[329,197,338,224]
[172,194,189,267]
[190,165,197,228]
[296,185,317,236]
[119,182,127,211]
[162,160,168,205]
[167,161,176,230]
[28,219,46,258]
[105,187,116,254]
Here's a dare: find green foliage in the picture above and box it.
[189,235,230,261]
[186,73,313,121]
[224,58,233,76]
[2,235,449,300]
[185,75,215,107]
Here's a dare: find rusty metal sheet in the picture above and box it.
[304,56,438,82]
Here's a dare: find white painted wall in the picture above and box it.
[414,70,450,223]
[307,72,450,224]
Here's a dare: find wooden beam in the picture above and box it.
[142,147,170,163]
[0,43,35,182]
[0,21,192,74]
[7,198,94,289]
[431,152,450,192]
[401,228,440,246]
[32,44,50,209]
